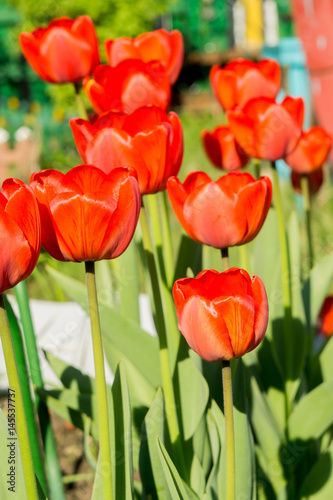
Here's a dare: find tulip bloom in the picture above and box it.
[227,96,304,161]
[105,29,184,84]
[83,60,171,115]
[317,296,333,338]
[201,125,249,171]
[210,58,281,111]
[167,171,272,249]
[291,168,324,196]
[70,106,183,195]
[173,268,268,361]
[19,16,100,84]
[285,126,332,174]
[0,179,41,294]
[30,165,140,262]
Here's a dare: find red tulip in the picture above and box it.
[167,171,272,249]
[210,58,281,111]
[227,96,304,161]
[201,125,249,171]
[317,296,333,338]
[83,60,171,115]
[0,179,41,294]
[30,165,140,262]
[291,169,324,196]
[105,29,184,84]
[285,127,332,174]
[70,106,183,195]
[173,268,268,361]
[19,16,100,84]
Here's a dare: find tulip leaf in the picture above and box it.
[299,447,333,499]
[173,234,202,282]
[45,266,161,389]
[102,338,156,408]
[190,454,205,498]
[205,400,224,499]
[192,414,212,480]
[318,337,333,382]
[139,387,170,500]
[285,212,306,381]
[251,207,280,298]
[44,351,97,394]
[112,363,134,500]
[288,379,333,441]
[108,238,141,324]
[156,436,190,499]
[36,387,99,440]
[302,251,333,330]
[37,387,98,422]
[245,365,286,495]
[0,409,27,500]
[231,359,255,500]
[176,350,209,441]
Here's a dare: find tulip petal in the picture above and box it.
[48,192,116,261]
[246,275,269,352]
[0,209,33,293]
[213,294,255,358]
[179,296,234,361]
[183,182,247,248]
[237,177,272,244]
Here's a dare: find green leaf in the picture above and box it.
[37,387,99,440]
[156,437,190,500]
[318,336,333,382]
[112,363,134,499]
[37,387,98,422]
[245,366,286,495]
[251,207,280,299]
[302,251,333,329]
[299,447,333,499]
[174,234,202,282]
[205,400,225,499]
[231,359,255,500]
[109,238,141,324]
[286,212,307,378]
[102,340,156,408]
[0,408,27,500]
[190,454,205,498]
[45,351,96,394]
[289,379,333,441]
[139,387,170,500]
[192,414,212,480]
[45,266,161,389]
[177,351,209,441]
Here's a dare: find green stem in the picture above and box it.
[160,191,175,288]
[222,360,235,500]
[74,82,88,120]
[0,294,38,500]
[221,247,230,272]
[271,163,293,418]
[85,261,113,500]
[5,295,48,496]
[271,164,292,314]
[140,201,187,478]
[239,244,250,273]
[253,158,261,179]
[14,280,65,500]
[146,194,181,371]
[300,175,314,270]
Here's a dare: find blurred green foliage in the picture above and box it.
[4,0,173,54]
